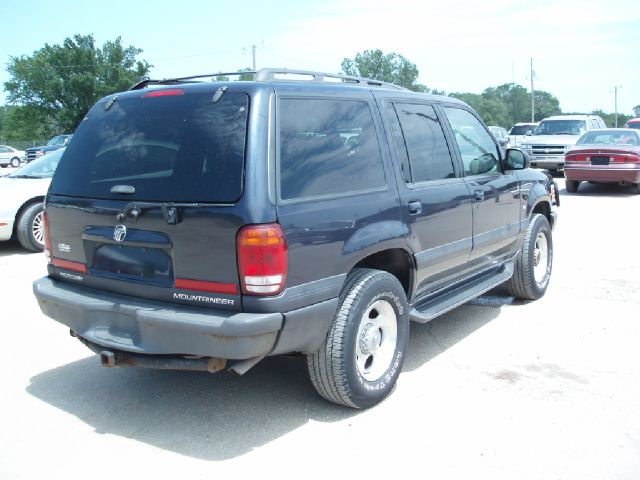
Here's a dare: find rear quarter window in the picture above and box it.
[278,98,386,201]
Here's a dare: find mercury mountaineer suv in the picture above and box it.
[33,69,559,409]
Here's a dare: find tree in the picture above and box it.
[633,105,640,117]
[482,83,530,126]
[533,90,561,121]
[341,49,428,92]
[4,34,151,134]
[590,109,633,128]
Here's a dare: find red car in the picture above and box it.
[625,118,640,130]
[564,129,640,194]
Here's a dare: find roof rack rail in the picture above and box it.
[129,68,407,91]
[254,68,408,91]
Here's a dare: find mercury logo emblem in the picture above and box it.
[114,225,127,242]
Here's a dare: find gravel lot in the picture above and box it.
[1,177,639,480]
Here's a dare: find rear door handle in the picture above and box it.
[408,200,422,215]
[474,190,485,202]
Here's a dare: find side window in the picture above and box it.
[443,107,501,176]
[279,98,386,200]
[387,102,455,183]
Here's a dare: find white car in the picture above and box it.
[0,149,65,251]
[508,122,538,148]
[0,145,25,168]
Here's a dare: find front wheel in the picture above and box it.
[10,157,21,168]
[307,269,409,409]
[506,214,553,300]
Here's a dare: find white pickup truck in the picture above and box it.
[520,115,606,171]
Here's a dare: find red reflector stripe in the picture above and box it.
[52,258,88,273]
[142,88,185,98]
[175,278,238,295]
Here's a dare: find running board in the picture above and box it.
[409,261,514,324]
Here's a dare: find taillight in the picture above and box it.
[43,210,52,263]
[237,224,288,296]
[566,153,587,162]
[612,154,640,163]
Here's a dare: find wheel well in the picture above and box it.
[12,197,44,236]
[532,201,552,226]
[353,248,413,295]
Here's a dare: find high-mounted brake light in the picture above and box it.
[142,88,185,98]
[237,224,288,296]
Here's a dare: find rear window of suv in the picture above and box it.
[50,90,249,203]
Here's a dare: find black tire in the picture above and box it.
[307,269,409,409]
[633,183,640,194]
[506,214,553,300]
[16,202,45,252]
[565,180,580,193]
[10,157,21,168]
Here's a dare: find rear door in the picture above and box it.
[382,100,474,299]
[46,86,259,311]
[440,106,521,268]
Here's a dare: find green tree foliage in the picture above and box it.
[633,105,640,117]
[450,83,561,127]
[590,109,632,128]
[4,34,150,134]
[341,49,428,92]
[0,105,57,144]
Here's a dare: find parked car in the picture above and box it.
[24,134,73,163]
[488,125,510,148]
[520,115,607,171]
[0,149,65,251]
[564,129,640,194]
[625,118,640,130]
[508,122,538,147]
[0,145,25,168]
[33,68,558,409]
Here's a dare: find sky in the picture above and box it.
[1,0,639,117]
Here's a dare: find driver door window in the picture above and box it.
[443,107,501,176]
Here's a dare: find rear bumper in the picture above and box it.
[34,276,285,360]
[34,276,338,360]
[564,165,640,184]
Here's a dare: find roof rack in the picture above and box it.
[129,68,407,91]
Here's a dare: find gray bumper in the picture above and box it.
[33,277,283,360]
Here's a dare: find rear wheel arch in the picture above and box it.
[352,248,415,298]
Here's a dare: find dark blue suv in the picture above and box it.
[33,69,558,408]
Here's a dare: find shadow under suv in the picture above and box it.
[33,69,558,409]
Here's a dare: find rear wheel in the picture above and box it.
[633,183,640,194]
[307,269,409,409]
[565,180,580,193]
[506,214,553,300]
[10,157,20,168]
[17,202,45,252]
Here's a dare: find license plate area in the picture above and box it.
[91,244,174,286]
[590,156,610,166]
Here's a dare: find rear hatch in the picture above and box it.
[46,86,252,311]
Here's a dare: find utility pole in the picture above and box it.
[530,58,535,123]
[252,44,257,70]
[614,86,620,127]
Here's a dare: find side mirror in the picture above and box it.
[504,148,530,170]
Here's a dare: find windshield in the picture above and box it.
[9,148,65,178]
[533,120,586,136]
[50,90,249,202]
[509,125,535,135]
[626,121,640,130]
[577,131,639,146]
[48,135,70,147]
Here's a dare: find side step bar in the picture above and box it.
[409,261,514,324]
